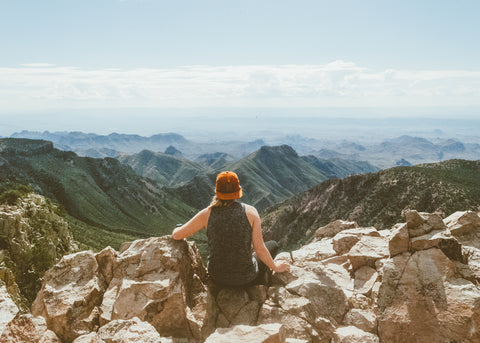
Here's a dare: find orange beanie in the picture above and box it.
[216,171,243,200]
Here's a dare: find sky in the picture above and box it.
[1,0,479,135]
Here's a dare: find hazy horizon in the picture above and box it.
[2,107,480,145]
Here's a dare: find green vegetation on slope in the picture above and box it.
[170,145,332,212]
[262,159,480,250]
[0,193,78,308]
[122,145,379,214]
[0,138,196,250]
[118,149,207,187]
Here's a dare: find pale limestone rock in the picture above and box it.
[286,239,336,264]
[405,210,446,237]
[332,227,381,256]
[99,237,216,341]
[316,258,354,293]
[334,326,379,343]
[343,309,377,333]
[354,266,378,295]
[378,249,480,342]
[0,314,60,343]
[462,246,480,281]
[275,253,353,294]
[257,304,325,342]
[0,284,19,334]
[205,323,285,343]
[286,276,348,323]
[39,330,62,343]
[31,250,106,342]
[97,317,162,343]
[332,234,360,255]
[409,230,449,251]
[313,220,359,242]
[444,211,480,236]
[95,246,118,285]
[409,230,464,261]
[388,223,409,256]
[273,253,352,325]
[342,227,380,237]
[13,209,480,343]
[347,236,389,270]
[72,332,105,343]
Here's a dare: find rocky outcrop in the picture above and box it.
[2,209,480,342]
[27,236,215,342]
[0,193,78,309]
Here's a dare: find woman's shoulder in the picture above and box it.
[242,203,260,217]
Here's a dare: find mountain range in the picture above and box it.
[261,159,480,249]
[156,145,379,212]
[10,130,480,169]
[10,130,267,161]
[315,135,480,168]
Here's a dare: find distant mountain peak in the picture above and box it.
[258,144,298,158]
[164,146,183,157]
[396,158,412,166]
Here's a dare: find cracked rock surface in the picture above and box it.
[2,210,480,342]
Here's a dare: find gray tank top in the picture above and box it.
[207,202,258,286]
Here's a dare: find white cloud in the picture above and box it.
[19,63,57,68]
[0,61,479,110]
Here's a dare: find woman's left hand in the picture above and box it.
[273,260,290,273]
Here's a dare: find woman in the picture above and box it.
[172,171,290,287]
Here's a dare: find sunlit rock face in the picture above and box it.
[3,209,480,342]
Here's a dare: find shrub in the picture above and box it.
[0,190,23,205]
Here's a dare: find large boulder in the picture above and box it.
[31,237,216,342]
[31,250,106,342]
[347,236,389,270]
[388,223,409,256]
[312,220,359,242]
[444,211,480,237]
[332,227,380,256]
[99,237,216,341]
[377,248,480,342]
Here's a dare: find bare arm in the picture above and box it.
[248,205,290,273]
[172,208,210,240]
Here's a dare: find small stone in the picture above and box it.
[405,210,445,237]
[444,211,480,236]
[205,323,285,343]
[388,223,409,256]
[354,266,378,295]
[335,326,379,343]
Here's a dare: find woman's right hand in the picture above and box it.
[273,260,290,273]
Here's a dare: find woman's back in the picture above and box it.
[207,202,258,286]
